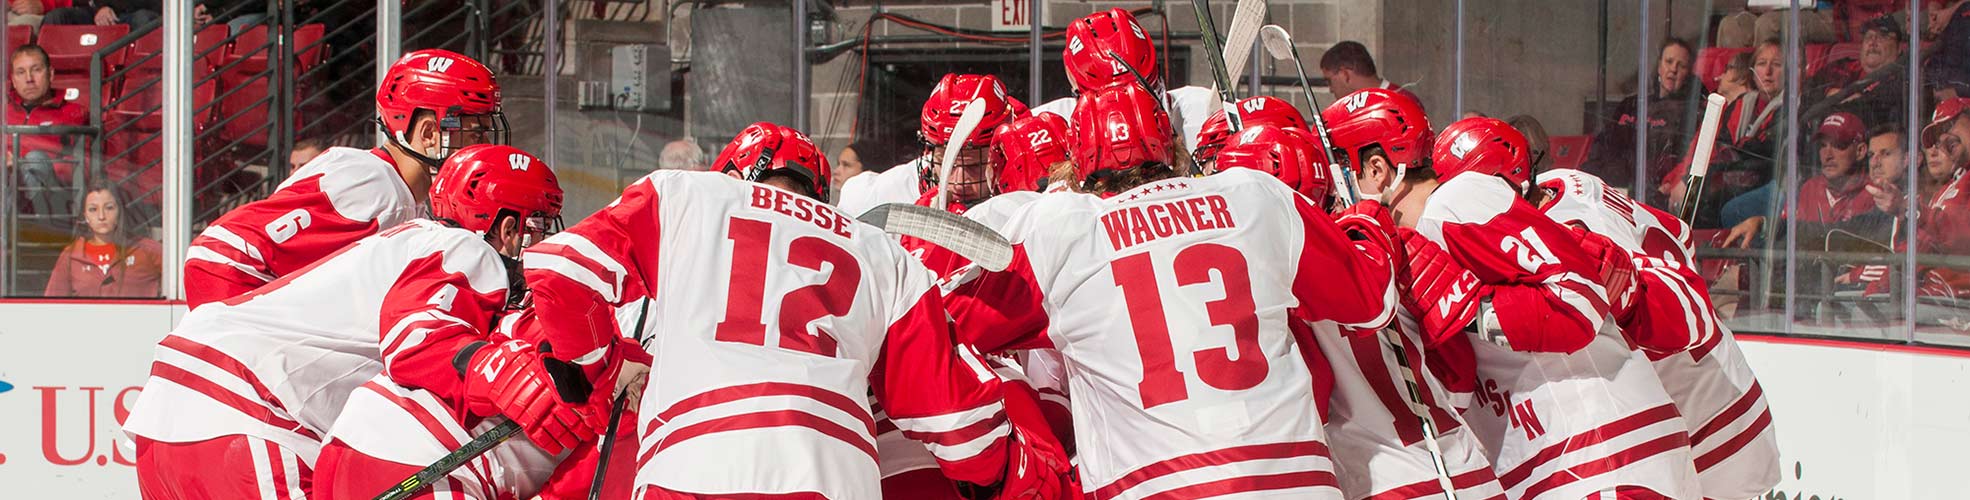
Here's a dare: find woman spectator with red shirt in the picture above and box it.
[44,181,161,297]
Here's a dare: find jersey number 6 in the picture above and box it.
[714,217,859,358]
[1113,243,1267,409]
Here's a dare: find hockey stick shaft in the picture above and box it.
[1262,25,1357,208]
[1675,93,1728,221]
[589,298,653,500]
[373,420,520,500]
[1189,0,1243,131]
[935,98,991,210]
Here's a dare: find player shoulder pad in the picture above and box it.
[403,220,513,295]
[309,147,420,225]
[1417,173,1519,245]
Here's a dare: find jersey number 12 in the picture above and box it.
[714,217,858,357]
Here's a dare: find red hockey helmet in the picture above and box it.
[376,49,506,165]
[1320,88,1433,173]
[1432,117,1535,192]
[991,111,1072,193]
[1071,84,1175,183]
[1215,125,1334,204]
[1193,96,1309,164]
[430,144,564,240]
[921,74,1013,147]
[716,122,831,199]
[1064,8,1158,93]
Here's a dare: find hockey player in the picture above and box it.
[940,82,1398,500]
[1058,7,1223,154]
[1417,117,1700,499]
[1534,168,1780,500]
[123,144,570,500]
[1237,102,1507,500]
[1191,95,1311,168]
[837,74,1017,216]
[518,122,1069,499]
[310,145,617,500]
[183,49,507,309]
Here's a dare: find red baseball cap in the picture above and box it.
[1816,112,1864,146]
[1923,97,1970,148]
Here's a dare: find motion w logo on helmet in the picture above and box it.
[508,153,531,171]
[426,56,455,73]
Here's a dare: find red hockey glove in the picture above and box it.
[464,340,605,454]
[1396,228,1490,345]
[1335,199,1396,234]
[961,383,1074,500]
[1570,225,1637,321]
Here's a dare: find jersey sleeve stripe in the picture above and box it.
[1134,470,1339,500]
[895,409,1005,446]
[199,226,269,263]
[654,382,877,436]
[1515,431,1692,499]
[524,252,623,303]
[909,421,1010,465]
[1693,405,1774,473]
[380,310,471,361]
[148,361,318,440]
[885,401,1007,435]
[185,246,277,282]
[639,409,880,465]
[1334,282,1398,330]
[1496,402,1684,487]
[1689,380,1766,445]
[530,234,631,295]
[1371,465,1502,499]
[1092,440,1332,500]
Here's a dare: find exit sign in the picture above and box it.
[991,0,1037,32]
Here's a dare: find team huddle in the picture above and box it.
[121,8,1779,500]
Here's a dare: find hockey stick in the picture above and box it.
[1674,93,1728,221]
[1382,335,1460,500]
[1189,0,1244,131]
[588,298,652,500]
[1219,0,1268,94]
[934,97,991,210]
[372,420,520,500]
[859,203,1014,272]
[1257,24,1361,209]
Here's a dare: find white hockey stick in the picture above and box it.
[935,97,991,209]
[1219,0,1268,93]
[1674,93,1728,221]
[1258,24,1361,209]
[859,203,1014,272]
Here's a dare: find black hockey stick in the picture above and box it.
[372,420,520,500]
[1190,0,1244,131]
[588,298,652,500]
[1257,24,1361,209]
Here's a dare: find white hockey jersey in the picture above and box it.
[1536,169,1780,499]
[1312,312,1507,500]
[184,147,423,309]
[521,171,1014,499]
[837,157,929,217]
[944,169,1398,500]
[125,220,511,464]
[1419,175,1701,500]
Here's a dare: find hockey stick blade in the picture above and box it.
[1675,93,1728,221]
[1219,0,1268,89]
[1258,24,1357,207]
[860,203,1013,272]
[935,98,991,209]
[373,420,519,500]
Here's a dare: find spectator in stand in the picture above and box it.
[1721,112,1875,248]
[1319,41,1417,100]
[658,137,705,171]
[43,0,158,27]
[44,181,161,298]
[834,141,869,198]
[1585,37,1700,192]
[1926,0,1970,100]
[1718,65,1754,103]
[8,44,86,217]
[289,137,326,172]
[9,0,46,25]
[1675,39,1783,229]
[1807,15,1908,129]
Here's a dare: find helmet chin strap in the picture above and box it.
[1372,164,1408,205]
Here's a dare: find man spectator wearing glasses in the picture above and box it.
[1721,112,1874,249]
[8,44,86,217]
[1809,15,1909,129]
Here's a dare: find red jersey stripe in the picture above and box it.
[1694,407,1774,472]
[652,382,876,436]
[161,335,293,414]
[1514,431,1691,499]
[149,361,319,440]
[897,410,1006,446]
[1689,381,1765,445]
[641,409,880,467]
[1092,440,1331,500]
[1137,470,1338,500]
[1371,465,1502,499]
[1498,403,1684,487]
